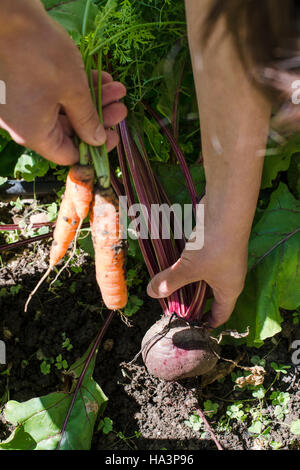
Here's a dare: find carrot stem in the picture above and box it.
[50,219,84,287]
[24,267,52,313]
[79,142,90,166]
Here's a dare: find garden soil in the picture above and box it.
[0,238,299,451]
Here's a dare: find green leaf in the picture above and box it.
[290,419,300,436]
[250,355,266,367]
[0,339,108,450]
[47,203,58,222]
[124,295,143,316]
[78,231,94,258]
[153,162,205,207]
[144,117,170,162]
[252,386,266,399]
[156,52,186,124]
[48,0,99,37]
[0,176,8,186]
[0,142,24,177]
[14,152,50,182]
[203,400,219,416]
[98,417,113,434]
[287,153,300,199]
[261,135,300,189]
[248,421,262,435]
[224,183,300,346]
[270,441,282,450]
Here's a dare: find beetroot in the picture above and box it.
[141,316,220,381]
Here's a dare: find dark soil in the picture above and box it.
[0,236,299,451]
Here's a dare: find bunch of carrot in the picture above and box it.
[25,142,128,314]
[25,140,127,313]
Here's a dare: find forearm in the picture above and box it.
[185,0,271,249]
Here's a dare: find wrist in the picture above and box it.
[204,191,257,254]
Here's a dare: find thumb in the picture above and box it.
[147,258,195,299]
[206,295,237,328]
[62,83,106,147]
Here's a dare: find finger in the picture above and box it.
[147,258,195,299]
[32,120,78,166]
[92,70,113,87]
[103,102,127,128]
[62,81,106,146]
[105,129,120,152]
[206,296,237,328]
[102,81,126,107]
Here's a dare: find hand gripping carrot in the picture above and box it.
[90,187,127,310]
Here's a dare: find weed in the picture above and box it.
[62,333,73,352]
[290,419,300,436]
[40,360,51,376]
[55,354,68,371]
[98,417,113,434]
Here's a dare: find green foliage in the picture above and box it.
[290,419,300,436]
[270,362,291,375]
[124,294,143,316]
[62,333,73,351]
[153,162,205,206]
[40,360,51,376]
[203,400,219,417]
[184,412,203,433]
[225,183,300,346]
[47,0,186,110]
[288,153,300,199]
[250,386,266,400]
[0,340,108,450]
[0,285,22,297]
[143,117,170,162]
[226,402,247,422]
[270,391,290,420]
[55,354,68,370]
[14,151,50,182]
[98,416,113,434]
[0,141,24,177]
[47,0,99,41]
[261,135,300,189]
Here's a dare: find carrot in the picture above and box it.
[90,187,127,310]
[49,164,94,266]
[24,163,94,312]
[67,164,95,220]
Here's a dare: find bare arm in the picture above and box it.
[147,0,271,327]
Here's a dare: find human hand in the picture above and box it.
[0,0,127,165]
[147,226,248,328]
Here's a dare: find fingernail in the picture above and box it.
[95,125,106,144]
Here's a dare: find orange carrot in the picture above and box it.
[90,187,127,310]
[50,164,94,266]
[24,164,94,312]
[67,164,95,220]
